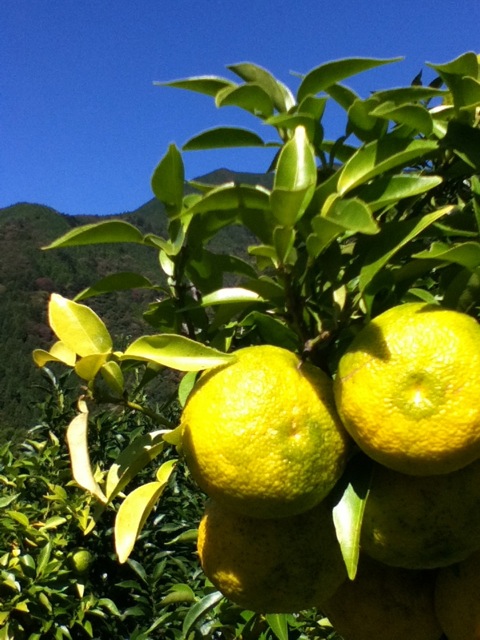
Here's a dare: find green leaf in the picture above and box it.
[347,96,388,142]
[370,102,433,136]
[123,334,234,371]
[359,205,454,292]
[271,126,317,226]
[105,431,165,501]
[355,174,443,212]
[321,197,379,235]
[48,294,112,357]
[201,287,263,306]
[332,456,373,580]
[43,220,144,249]
[156,75,235,96]
[115,461,175,563]
[297,57,401,103]
[182,591,225,638]
[66,410,107,504]
[188,182,271,216]
[32,341,77,368]
[372,85,448,104]
[227,62,295,112]
[215,83,274,118]
[265,614,289,640]
[75,272,155,301]
[413,241,480,270]
[159,583,196,606]
[273,226,296,264]
[427,51,479,80]
[100,360,125,396]
[75,353,109,381]
[338,136,438,195]
[183,127,266,150]
[151,143,184,215]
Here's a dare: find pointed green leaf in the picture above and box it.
[355,174,443,212]
[297,57,401,103]
[273,226,296,264]
[32,341,77,368]
[338,136,438,195]
[427,51,478,79]
[359,205,454,291]
[321,197,379,234]
[75,272,155,301]
[201,287,263,306]
[43,220,144,249]
[159,584,196,606]
[325,83,360,111]
[156,75,235,96]
[48,294,112,357]
[66,411,107,504]
[215,83,274,118]
[100,361,125,396]
[105,431,165,501]
[182,591,225,638]
[188,182,271,215]
[332,457,373,580]
[123,334,234,371]
[115,465,175,563]
[227,62,295,112]
[413,241,480,269]
[373,86,447,105]
[183,127,266,150]
[265,614,289,640]
[347,96,388,142]
[36,540,53,578]
[151,143,184,215]
[370,102,433,135]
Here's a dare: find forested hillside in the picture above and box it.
[0,170,271,440]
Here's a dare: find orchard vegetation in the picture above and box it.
[2,52,480,638]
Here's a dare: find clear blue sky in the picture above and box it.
[2,1,480,215]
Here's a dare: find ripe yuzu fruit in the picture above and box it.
[334,302,480,475]
[181,345,350,519]
[435,548,480,640]
[360,458,480,569]
[322,555,442,640]
[197,498,346,613]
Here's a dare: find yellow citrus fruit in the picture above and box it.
[435,549,480,640]
[181,345,350,519]
[323,555,442,640]
[334,302,480,475]
[197,498,346,613]
[360,458,480,569]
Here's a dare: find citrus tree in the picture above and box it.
[31,52,480,638]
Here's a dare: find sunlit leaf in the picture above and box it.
[100,360,124,396]
[297,57,401,103]
[115,460,175,563]
[215,83,274,118]
[332,456,373,580]
[182,591,225,638]
[32,341,77,368]
[321,197,379,235]
[370,102,433,136]
[227,62,295,112]
[156,75,235,96]
[355,174,442,212]
[266,613,289,640]
[75,353,109,381]
[338,136,438,195]
[48,294,112,357]
[413,241,480,270]
[183,127,266,150]
[43,220,144,249]
[201,287,263,306]
[66,410,107,504]
[123,334,234,371]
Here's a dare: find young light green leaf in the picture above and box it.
[359,205,454,291]
[332,456,374,580]
[75,353,109,381]
[151,143,184,215]
[105,431,165,501]
[227,62,295,112]
[370,102,433,136]
[338,136,438,195]
[159,584,197,606]
[32,341,77,368]
[43,220,144,249]
[48,294,112,357]
[123,334,234,371]
[297,57,402,103]
[321,197,379,235]
[156,75,235,96]
[188,182,271,216]
[183,127,266,150]
[74,272,155,302]
[265,614,290,640]
[178,371,198,407]
[427,51,478,80]
[115,464,175,564]
[66,410,107,504]
[273,226,296,264]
